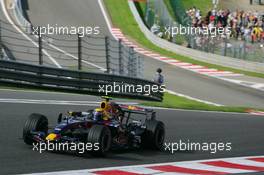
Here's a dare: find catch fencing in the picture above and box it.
[189,34,264,62]
[0,20,144,78]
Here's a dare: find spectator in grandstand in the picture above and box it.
[187,7,264,43]
[252,24,263,43]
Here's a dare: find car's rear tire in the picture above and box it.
[142,120,165,150]
[23,113,48,145]
[87,125,111,156]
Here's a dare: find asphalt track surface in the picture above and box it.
[0,90,263,174]
[20,0,264,108]
[0,1,264,175]
[0,0,263,107]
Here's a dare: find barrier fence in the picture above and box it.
[0,20,144,78]
[189,34,264,62]
[0,60,163,101]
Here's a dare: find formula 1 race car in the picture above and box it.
[22,97,165,156]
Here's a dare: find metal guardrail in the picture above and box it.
[0,60,163,101]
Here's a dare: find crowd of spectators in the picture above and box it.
[186,7,264,43]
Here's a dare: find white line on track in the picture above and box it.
[0,98,138,106]
[0,0,62,68]
[98,0,117,40]
[0,88,97,96]
[0,96,253,116]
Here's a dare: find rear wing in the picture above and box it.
[119,105,156,120]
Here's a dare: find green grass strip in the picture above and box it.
[142,92,253,113]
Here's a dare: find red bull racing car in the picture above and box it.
[22,97,165,156]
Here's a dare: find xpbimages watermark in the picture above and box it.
[98,82,166,95]
[164,140,232,154]
[154,24,231,38]
[32,141,100,154]
[31,24,100,37]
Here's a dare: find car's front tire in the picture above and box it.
[23,113,48,145]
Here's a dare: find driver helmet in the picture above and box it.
[93,108,103,121]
